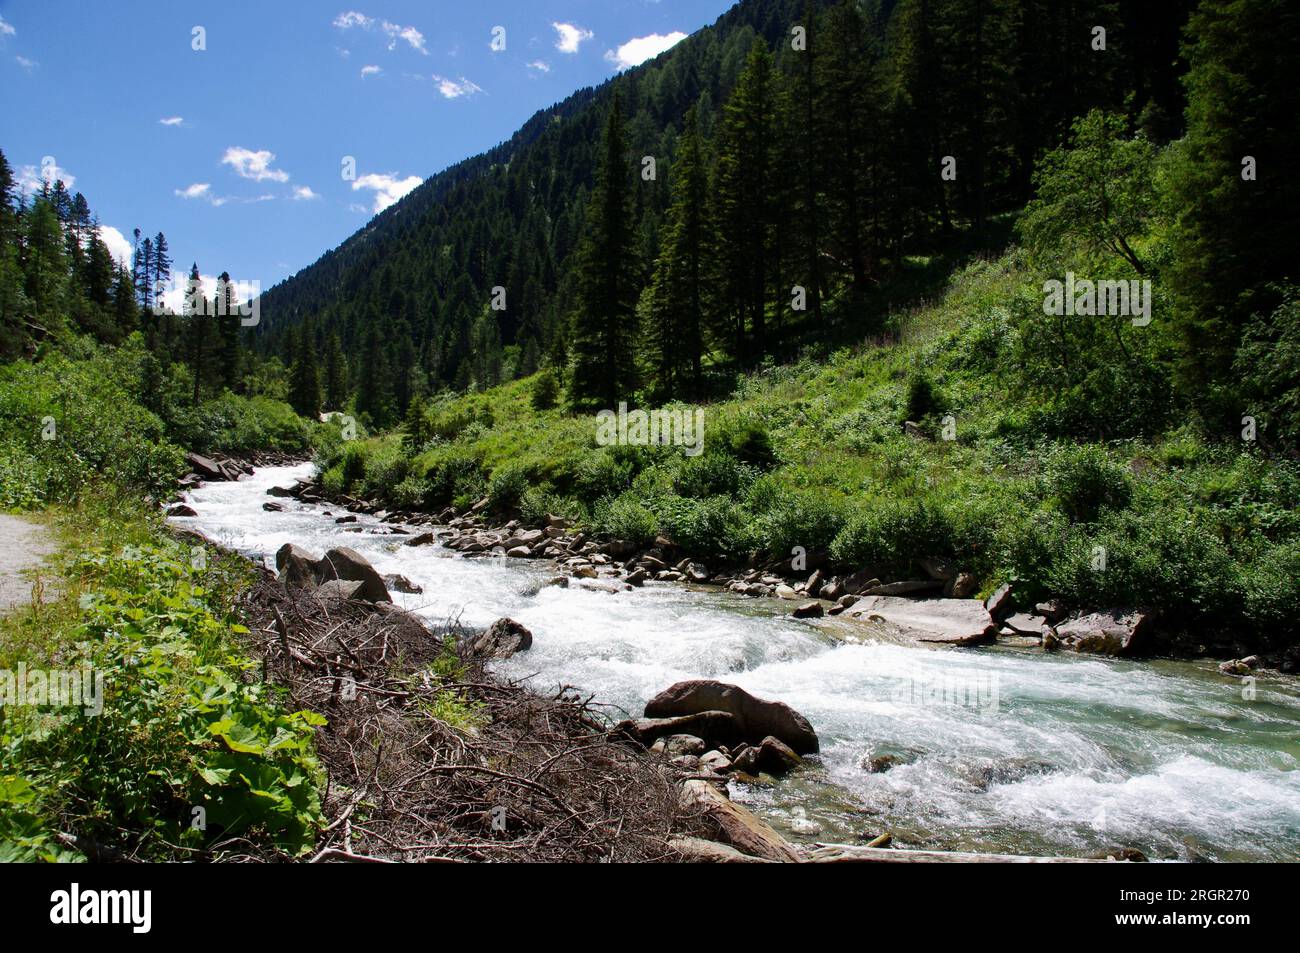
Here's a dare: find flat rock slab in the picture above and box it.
[0,515,57,614]
[845,596,996,645]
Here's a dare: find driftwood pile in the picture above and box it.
[235,575,703,863]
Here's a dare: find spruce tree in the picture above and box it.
[569,93,639,410]
[288,320,322,418]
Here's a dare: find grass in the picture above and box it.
[318,244,1300,652]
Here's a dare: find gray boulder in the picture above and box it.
[467,617,533,659]
[316,547,391,603]
[1052,609,1156,657]
[644,680,819,754]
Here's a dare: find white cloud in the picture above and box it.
[333,11,427,54]
[221,146,290,183]
[388,24,426,54]
[0,16,15,36]
[17,161,74,194]
[333,11,371,29]
[159,116,184,126]
[175,182,212,200]
[527,60,550,73]
[552,22,593,54]
[293,185,320,200]
[15,55,36,70]
[352,172,422,213]
[96,225,133,269]
[605,32,687,70]
[431,74,483,99]
[360,64,381,77]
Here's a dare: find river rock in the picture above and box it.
[846,596,996,645]
[863,580,944,597]
[793,601,824,619]
[275,542,320,590]
[384,573,423,594]
[644,680,819,754]
[1052,609,1155,656]
[1004,612,1048,636]
[984,583,1015,620]
[266,484,297,498]
[185,452,228,481]
[262,501,285,512]
[757,736,802,775]
[316,546,391,603]
[625,568,648,587]
[612,710,745,749]
[166,502,198,517]
[314,579,364,604]
[843,568,883,595]
[467,617,533,659]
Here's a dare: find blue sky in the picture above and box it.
[0,0,733,304]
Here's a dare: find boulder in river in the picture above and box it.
[467,617,533,659]
[846,596,996,645]
[276,543,321,591]
[644,680,819,754]
[316,547,391,603]
[793,601,824,619]
[166,502,198,517]
[185,452,228,482]
[613,710,745,749]
[384,573,423,594]
[1052,609,1156,656]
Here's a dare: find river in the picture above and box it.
[177,463,1300,861]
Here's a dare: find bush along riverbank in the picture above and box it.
[300,252,1300,671]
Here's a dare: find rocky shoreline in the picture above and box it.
[243,465,1296,676]
[163,454,1190,863]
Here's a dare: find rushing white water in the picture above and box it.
[180,464,1300,861]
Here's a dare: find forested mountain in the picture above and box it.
[256,0,1196,425]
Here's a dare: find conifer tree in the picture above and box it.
[570,93,639,409]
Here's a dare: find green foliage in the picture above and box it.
[0,349,183,508]
[1019,110,1159,274]
[1,535,324,860]
[530,368,560,411]
[1045,445,1133,523]
[592,493,658,545]
[487,463,531,514]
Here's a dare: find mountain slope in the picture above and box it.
[256,0,1192,425]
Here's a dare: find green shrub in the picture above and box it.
[1,540,324,860]
[593,493,658,544]
[1046,445,1133,523]
[487,463,531,513]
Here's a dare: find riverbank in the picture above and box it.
[173,463,1300,862]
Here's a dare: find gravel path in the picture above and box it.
[0,514,57,614]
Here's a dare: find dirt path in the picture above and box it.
[0,514,57,614]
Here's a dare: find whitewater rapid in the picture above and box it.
[178,464,1300,861]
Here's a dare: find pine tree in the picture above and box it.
[714,41,782,363]
[184,262,208,405]
[288,321,322,418]
[648,104,711,398]
[569,93,639,409]
[152,232,172,312]
[1169,0,1300,411]
[324,332,348,410]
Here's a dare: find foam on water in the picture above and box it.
[181,465,1300,860]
